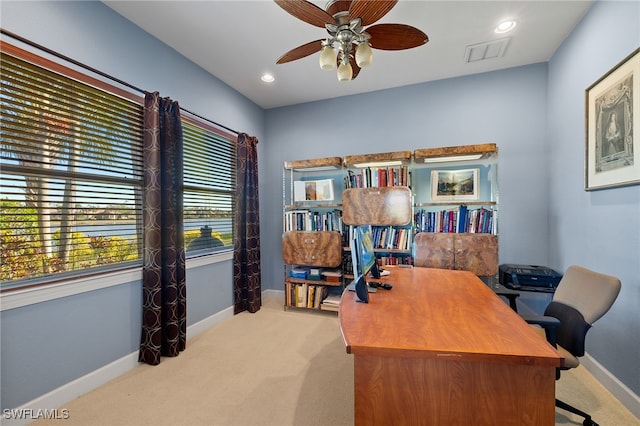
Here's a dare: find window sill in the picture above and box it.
[0,250,233,312]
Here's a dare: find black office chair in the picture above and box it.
[524,265,621,426]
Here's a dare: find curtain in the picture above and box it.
[233,133,261,314]
[139,92,186,365]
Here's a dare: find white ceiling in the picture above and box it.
[103,0,593,109]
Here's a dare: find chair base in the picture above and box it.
[556,398,598,426]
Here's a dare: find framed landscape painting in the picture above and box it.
[431,168,479,201]
[585,47,640,190]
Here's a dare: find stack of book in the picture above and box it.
[320,293,341,312]
[321,270,342,283]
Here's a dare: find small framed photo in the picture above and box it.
[293,178,335,202]
[585,48,640,190]
[431,168,479,201]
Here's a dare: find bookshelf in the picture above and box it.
[282,144,500,310]
[412,143,498,235]
[282,157,346,312]
[343,151,414,269]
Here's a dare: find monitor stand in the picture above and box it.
[346,280,377,293]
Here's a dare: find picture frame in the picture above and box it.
[293,178,335,202]
[585,47,640,190]
[431,168,479,201]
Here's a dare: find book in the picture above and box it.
[322,270,342,283]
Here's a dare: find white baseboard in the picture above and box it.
[582,353,640,419]
[1,352,140,426]
[262,288,284,300]
[2,302,239,426]
[186,304,234,339]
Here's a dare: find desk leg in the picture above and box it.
[353,354,556,426]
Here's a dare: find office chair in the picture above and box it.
[525,265,621,426]
[413,233,455,269]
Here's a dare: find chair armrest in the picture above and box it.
[522,315,560,347]
[494,288,520,312]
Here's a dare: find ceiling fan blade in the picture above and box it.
[326,0,353,17]
[349,0,397,26]
[276,40,324,64]
[367,24,429,50]
[274,0,334,28]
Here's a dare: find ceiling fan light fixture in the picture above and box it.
[337,60,352,82]
[355,43,373,68]
[274,0,429,82]
[319,45,338,70]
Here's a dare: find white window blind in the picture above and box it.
[182,118,236,255]
[0,51,144,288]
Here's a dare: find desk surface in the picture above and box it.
[339,267,562,367]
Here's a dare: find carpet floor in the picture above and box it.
[32,297,638,426]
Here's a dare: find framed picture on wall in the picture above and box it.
[431,169,479,201]
[585,47,640,190]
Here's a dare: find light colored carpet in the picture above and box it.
[32,297,638,426]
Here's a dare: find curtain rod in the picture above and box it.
[180,108,239,136]
[1,28,145,94]
[1,28,240,136]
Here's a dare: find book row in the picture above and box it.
[285,282,329,309]
[342,225,413,251]
[342,250,412,276]
[414,206,495,234]
[344,166,411,188]
[283,209,343,232]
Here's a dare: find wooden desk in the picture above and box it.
[339,267,563,426]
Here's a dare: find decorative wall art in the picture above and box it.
[585,48,639,190]
[431,168,479,201]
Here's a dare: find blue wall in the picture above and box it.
[1,0,639,411]
[546,0,640,394]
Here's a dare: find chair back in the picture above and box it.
[413,233,454,269]
[453,234,498,277]
[413,233,498,277]
[553,265,621,325]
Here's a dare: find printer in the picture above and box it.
[499,264,562,292]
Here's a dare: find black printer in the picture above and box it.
[499,264,562,292]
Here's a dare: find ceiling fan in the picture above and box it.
[274,0,429,81]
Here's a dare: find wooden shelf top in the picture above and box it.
[284,157,342,171]
[414,143,497,160]
[343,150,411,166]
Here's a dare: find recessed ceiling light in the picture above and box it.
[261,73,275,83]
[495,20,517,34]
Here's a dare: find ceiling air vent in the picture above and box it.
[465,38,511,63]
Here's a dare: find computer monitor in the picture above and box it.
[350,225,380,303]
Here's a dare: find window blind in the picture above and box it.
[182,119,236,254]
[0,52,144,287]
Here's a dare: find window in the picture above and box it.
[0,42,237,293]
[182,117,236,256]
[0,47,144,289]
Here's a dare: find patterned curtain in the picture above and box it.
[233,133,261,314]
[139,92,186,365]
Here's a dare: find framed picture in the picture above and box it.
[293,178,335,201]
[585,47,640,190]
[431,168,479,201]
